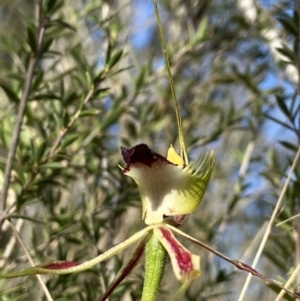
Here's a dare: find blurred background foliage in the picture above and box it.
[0,0,299,300]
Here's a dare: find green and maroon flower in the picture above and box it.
[1,143,298,300]
[121,143,215,225]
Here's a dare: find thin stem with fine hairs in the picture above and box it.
[152,0,188,165]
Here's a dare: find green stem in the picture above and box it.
[141,234,167,301]
[152,0,188,165]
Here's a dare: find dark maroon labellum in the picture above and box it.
[121,144,167,170]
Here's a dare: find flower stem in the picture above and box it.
[152,0,188,165]
[141,233,166,301]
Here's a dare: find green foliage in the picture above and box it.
[0,0,299,300]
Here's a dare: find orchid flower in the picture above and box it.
[120,142,215,297]
[1,143,215,300]
[2,144,297,300]
[121,143,214,226]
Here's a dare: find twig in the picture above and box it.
[0,2,47,223]
[49,87,95,157]
[238,145,300,301]
[49,74,105,157]
[9,220,53,301]
[274,261,300,301]
[0,218,24,269]
[276,212,300,227]
[48,58,112,159]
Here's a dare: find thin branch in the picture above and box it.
[276,212,300,226]
[48,50,114,158]
[0,2,53,299]
[48,64,110,158]
[238,145,300,301]
[0,219,24,269]
[49,87,95,157]
[9,220,53,301]
[0,2,47,223]
[274,261,300,301]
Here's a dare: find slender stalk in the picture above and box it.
[152,0,188,165]
[141,234,166,301]
[140,3,186,299]
[238,145,300,301]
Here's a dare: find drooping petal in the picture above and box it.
[154,225,200,282]
[98,233,149,301]
[121,144,215,225]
